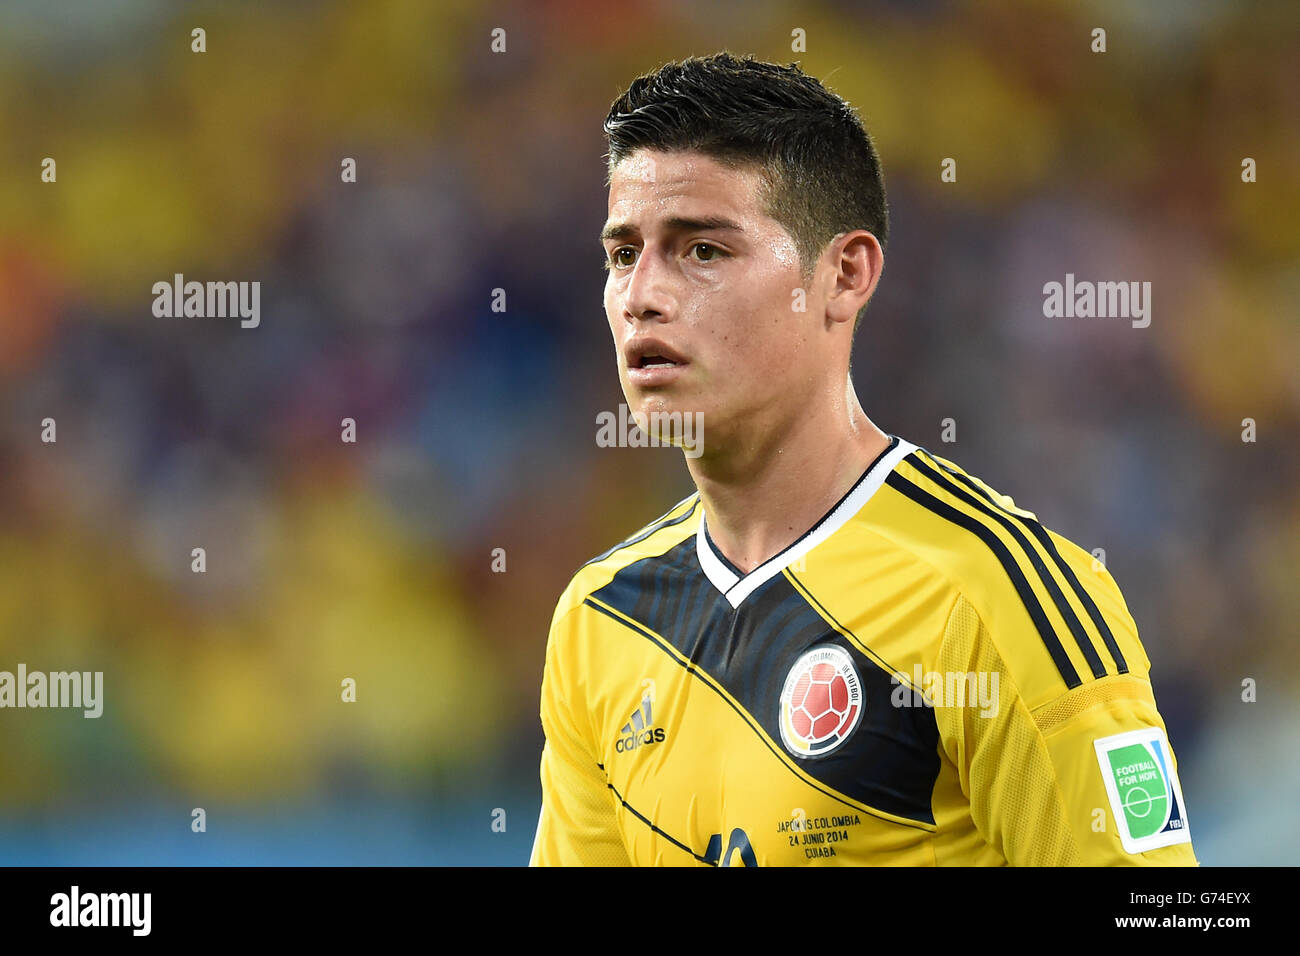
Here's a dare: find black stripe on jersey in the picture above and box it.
[584,596,928,828]
[904,454,1109,682]
[590,540,941,828]
[599,768,715,865]
[925,455,1129,676]
[884,470,1083,689]
[582,495,700,568]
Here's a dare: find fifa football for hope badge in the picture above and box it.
[779,644,863,757]
[1093,727,1191,853]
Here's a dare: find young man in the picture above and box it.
[530,53,1196,866]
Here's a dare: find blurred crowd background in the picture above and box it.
[0,0,1296,865]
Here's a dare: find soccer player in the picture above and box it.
[530,52,1197,866]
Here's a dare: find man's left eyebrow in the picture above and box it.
[599,215,745,244]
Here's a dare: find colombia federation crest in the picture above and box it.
[779,644,864,757]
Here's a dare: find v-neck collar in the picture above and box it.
[695,435,916,609]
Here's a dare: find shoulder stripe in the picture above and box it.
[925,454,1129,675]
[905,453,1109,681]
[884,468,1083,689]
[581,494,700,569]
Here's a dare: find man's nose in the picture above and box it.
[622,250,675,324]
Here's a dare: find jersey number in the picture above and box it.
[704,828,756,867]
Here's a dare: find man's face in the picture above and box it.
[601,149,826,453]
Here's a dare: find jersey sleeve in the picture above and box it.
[934,592,1199,866]
[529,602,631,866]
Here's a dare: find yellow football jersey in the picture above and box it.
[530,436,1198,866]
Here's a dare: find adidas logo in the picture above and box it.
[615,696,665,753]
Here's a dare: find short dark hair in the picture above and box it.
[603,52,889,327]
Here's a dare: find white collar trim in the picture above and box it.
[696,438,917,609]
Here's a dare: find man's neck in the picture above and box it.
[685,391,891,576]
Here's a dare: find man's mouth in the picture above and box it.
[625,340,689,386]
[625,338,688,370]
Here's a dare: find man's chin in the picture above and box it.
[625,400,707,460]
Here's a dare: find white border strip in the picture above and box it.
[527,799,545,866]
[698,438,918,609]
[695,518,741,593]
